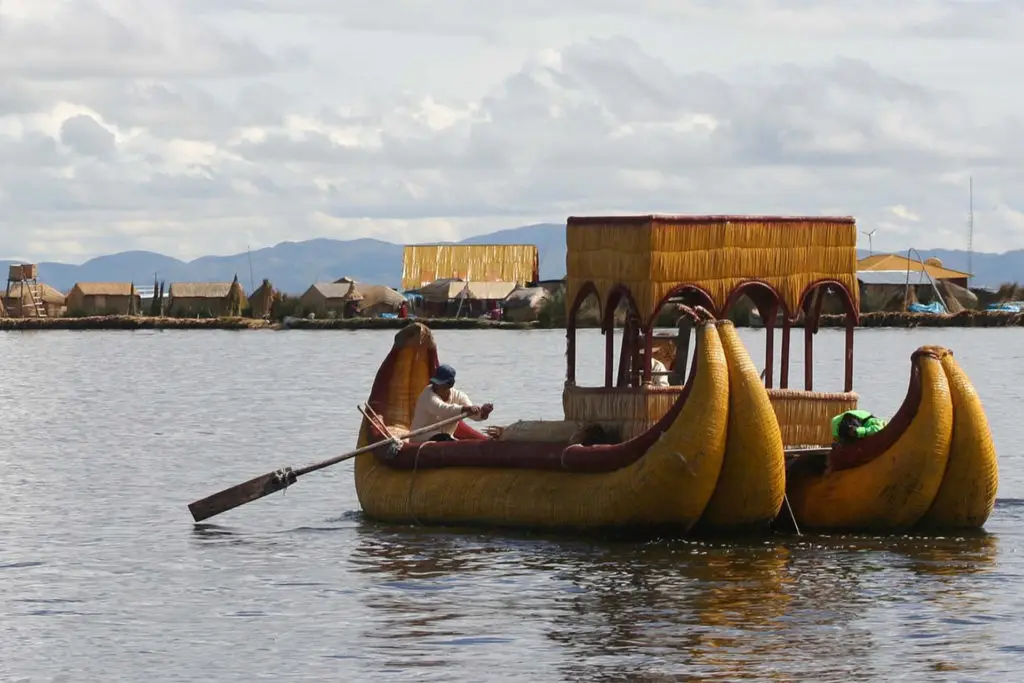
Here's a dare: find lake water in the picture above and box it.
[1,327,1022,682]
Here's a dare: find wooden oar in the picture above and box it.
[187,413,466,523]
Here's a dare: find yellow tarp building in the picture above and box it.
[401,244,539,291]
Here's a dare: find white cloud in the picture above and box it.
[1,0,1024,263]
[890,205,922,222]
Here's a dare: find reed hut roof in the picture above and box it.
[3,282,65,304]
[566,214,860,320]
[401,244,539,291]
[858,254,970,280]
[462,281,517,300]
[355,284,405,310]
[416,278,466,303]
[169,282,238,298]
[71,282,136,296]
[250,279,273,296]
[309,282,362,301]
[501,285,550,310]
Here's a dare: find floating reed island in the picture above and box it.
[0,314,538,331]
[815,310,1024,328]
[2,311,1021,331]
[0,315,272,331]
[279,316,537,331]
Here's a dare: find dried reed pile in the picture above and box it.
[567,216,859,320]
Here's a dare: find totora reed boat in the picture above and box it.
[355,214,997,534]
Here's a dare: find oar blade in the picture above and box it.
[188,468,296,523]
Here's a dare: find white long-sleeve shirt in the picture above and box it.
[408,385,483,442]
[650,358,670,387]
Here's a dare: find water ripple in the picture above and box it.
[0,328,1022,682]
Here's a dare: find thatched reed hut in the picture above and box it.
[168,277,247,317]
[66,282,141,315]
[414,279,517,317]
[300,282,360,317]
[2,282,65,317]
[401,244,539,291]
[248,279,276,318]
[501,285,551,322]
[353,284,406,316]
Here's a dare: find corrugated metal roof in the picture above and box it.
[857,270,933,286]
[857,253,970,279]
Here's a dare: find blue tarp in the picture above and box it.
[907,302,946,314]
[986,301,1024,313]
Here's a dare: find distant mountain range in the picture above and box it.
[2,223,1021,294]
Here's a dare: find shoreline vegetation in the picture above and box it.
[2,309,1023,331]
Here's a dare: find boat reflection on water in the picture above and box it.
[346,522,1002,681]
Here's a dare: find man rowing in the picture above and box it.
[408,364,495,442]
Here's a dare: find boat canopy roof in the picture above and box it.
[565,214,860,322]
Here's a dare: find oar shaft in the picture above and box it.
[292,412,466,477]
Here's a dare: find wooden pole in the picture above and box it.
[617,315,632,387]
[641,325,653,385]
[604,319,614,388]
[566,312,577,385]
[673,315,692,385]
[780,317,791,390]
[844,309,855,392]
[764,304,776,388]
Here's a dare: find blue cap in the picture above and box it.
[429,364,456,386]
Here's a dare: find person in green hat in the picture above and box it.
[831,409,887,446]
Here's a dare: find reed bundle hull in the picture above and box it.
[697,322,786,532]
[783,346,997,532]
[354,323,734,532]
[917,353,999,529]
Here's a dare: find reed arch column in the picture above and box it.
[565,282,599,387]
[603,284,641,388]
[646,283,717,385]
[720,281,785,388]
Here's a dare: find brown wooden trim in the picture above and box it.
[566,326,576,385]
[765,304,776,388]
[567,215,856,226]
[645,284,716,329]
[844,313,854,392]
[804,293,815,391]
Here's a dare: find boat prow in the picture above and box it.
[917,352,998,529]
[355,321,731,532]
[785,346,954,532]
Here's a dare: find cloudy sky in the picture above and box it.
[1,0,1022,263]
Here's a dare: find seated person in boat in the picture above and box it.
[638,348,671,387]
[409,364,494,442]
[831,409,887,447]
